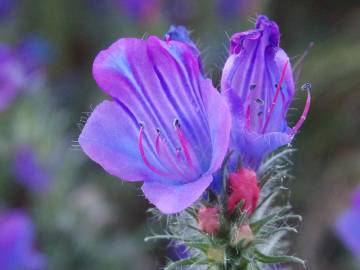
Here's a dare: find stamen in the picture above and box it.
[261,60,289,133]
[138,125,169,177]
[175,122,194,170]
[255,98,264,104]
[290,87,311,135]
[250,84,257,90]
[245,105,251,129]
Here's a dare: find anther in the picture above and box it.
[173,118,180,128]
[250,84,256,90]
[261,60,289,133]
[301,82,312,91]
[255,98,264,104]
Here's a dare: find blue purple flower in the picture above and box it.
[216,0,246,20]
[79,26,231,213]
[0,210,45,270]
[115,0,161,22]
[0,37,51,112]
[335,186,360,260]
[0,0,17,18]
[0,44,28,112]
[221,15,311,169]
[13,146,51,193]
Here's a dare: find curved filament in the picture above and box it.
[262,60,289,133]
[175,126,194,170]
[290,89,311,135]
[138,126,170,177]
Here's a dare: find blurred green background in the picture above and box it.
[0,0,359,269]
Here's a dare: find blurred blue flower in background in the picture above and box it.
[0,37,52,112]
[16,35,54,78]
[0,44,28,112]
[0,210,45,270]
[115,0,161,22]
[0,0,17,18]
[336,186,360,261]
[12,146,51,194]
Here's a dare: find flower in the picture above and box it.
[0,44,28,112]
[115,0,161,22]
[335,186,360,260]
[198,207,220,235]
[0,210,45,270]
[216,0,251,20]
[221,15,311,170]
[79,26,231,214]
[227,168,259,214]
[231,224,254,246]
[0,0,17,18]
[0,38,50,112]
[12,146,51,193]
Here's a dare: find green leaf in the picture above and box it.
[185,242,210,253]
[250,207,290,233]
[254,249,305,267]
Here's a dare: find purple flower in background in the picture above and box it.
[221,15,311,169]
[116,0,160,22]
[0,0,17,18]
[0,37,51,112]
[335,187,360,260]
[13,146,51,193]
[16,35,53,78]
[216,0,246,19]
[79,26,231,213]
[0,210,45,270]
[0,44,28,112]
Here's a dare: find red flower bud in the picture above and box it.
[227,168,259,214]
[231,224,254,246]
[198,207,220,235]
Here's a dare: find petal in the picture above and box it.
[141,174,213,214]
[79,100,166,182]
[232,126,292,170]
[200,79,231,173]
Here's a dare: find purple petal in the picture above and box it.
[79,100,164,182]
[141,175,213,214]
[200,79,231,173]
[232,127,292,169]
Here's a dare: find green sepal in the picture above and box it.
[254,249,306,267]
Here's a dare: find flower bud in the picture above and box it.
[228,168,259,214]
[198,207,220,235]
[231,224,254,246]
[207,247,224,262]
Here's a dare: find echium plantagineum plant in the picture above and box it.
[79,15,311,270]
